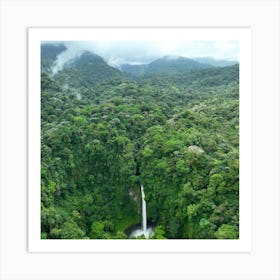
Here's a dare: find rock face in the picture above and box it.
[188,145,204,153]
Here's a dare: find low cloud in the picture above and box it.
[46,40,239,72]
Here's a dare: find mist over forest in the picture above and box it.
[41,42,239,239]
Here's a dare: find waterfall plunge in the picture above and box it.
[141,185,147,233]
[129,185,154,239]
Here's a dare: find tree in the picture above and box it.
[154,225,167,239]
[90,221,107,239]
[50,221,87,239]
[214,224,238,239]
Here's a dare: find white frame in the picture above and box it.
[29,27,252,253]
[1,0,279,279]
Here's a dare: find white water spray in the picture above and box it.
[129,185,154,239]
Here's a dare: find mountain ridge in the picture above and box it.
[41,43,238,77]
[120,56,214,77]
[193,57,238,67]
[53,51,122,88]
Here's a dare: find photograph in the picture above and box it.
[2,0,279,278]
[40,38,240,240]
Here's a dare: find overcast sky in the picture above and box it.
[45,40,239,71]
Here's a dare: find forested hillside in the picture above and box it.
[41,44,239,239]
[121,56,212,77]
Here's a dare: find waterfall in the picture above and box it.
[141,185,147,233]
[129,185,154,239]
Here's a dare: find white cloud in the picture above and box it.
[48,40,239,72]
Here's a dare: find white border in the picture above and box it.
[1,0,279,279]
[28,27,252,253]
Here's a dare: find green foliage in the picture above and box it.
[40,50,239,240]
[214,224,239,239]
[154,225,167,239]
[50,221,87,239]
[90,221,106,239]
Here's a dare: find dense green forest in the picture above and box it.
[41,44,239,239]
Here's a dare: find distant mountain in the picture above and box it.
[120,56,213,77]
[54,51,121,88]
[41,43,67,74]
[146,56,212,74]
[145,64,239,88]
[193,57,238,67]
[41,44,238,88]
